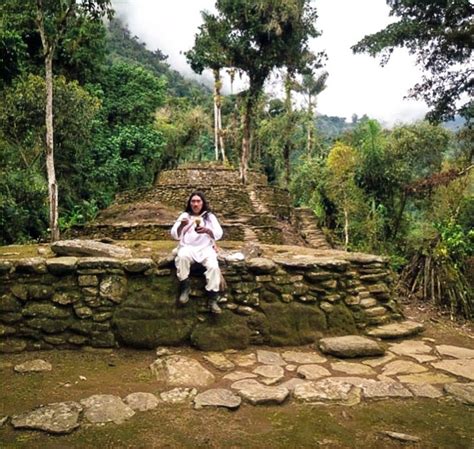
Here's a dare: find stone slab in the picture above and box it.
[297,364,331,380]
[435,345,474,359]
[256,350,286,366]
[160,388,197,404]
[11,401,82,434]
[319,336,384,358]
[281,351,327,364]
[80,394,135,424]
[293,379,361,405]
[382,361,428,376]
[331,362,376,376]
[444,383,474,405]
[366,321,424,339]
[431,359,474,381]
[203,353,235,371]
[51,240,132,258]
[14,359,52,373]
[123,392,160,411]
[194,388,241,410]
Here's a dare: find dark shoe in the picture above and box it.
[178,279,191,305]
[207,291,222,314]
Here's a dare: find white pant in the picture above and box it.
[175,246,221,292]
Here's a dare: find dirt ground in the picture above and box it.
[0,302,473,449]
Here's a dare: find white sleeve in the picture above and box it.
[208,213,223,241]
[170,212,188,240]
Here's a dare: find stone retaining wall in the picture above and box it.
[0,252,402,353]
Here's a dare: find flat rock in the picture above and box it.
[223,371,258,381]
[331,362,375,376]
[293,379,361,405]
[297,364,331,380]
[51,239,132,258]
[252,365,285,385]
[396,372,456,384]
[435,345,474,359]
[160,387,197,404]
[123,392,160,411]
[361,381,412,399]
[45,257,78,274]
[150,355,215,387]
[122,258,154,273]
[281,351,326,364]
[406,354,439,363]
[362,353,396,367]
[319,336,384,358]
[11,401,82,434]
[382,360,428,376]
[203,353,235,371]
[194,388,241,410]
[406,383,443,398]
[431,359,474,381]
[232,353,256,367]
[389,340,432,357]
[366,321,424,339]
[231,379,289,405]
[14,359,52,373]
[80,394,135,424]
[256,350,286,366]
[0,416,8,426]
[280,378,310,392]
[444,383,474,405]
[246,257,277,274]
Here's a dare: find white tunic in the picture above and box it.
[170,212,223,263]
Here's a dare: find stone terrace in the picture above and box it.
[67,162,330,248]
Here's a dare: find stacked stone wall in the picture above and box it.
[0,253,402,353]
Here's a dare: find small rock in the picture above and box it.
[194,388,241,410]
[160,387,197,404]
[397,372,456,384]
[431,359,474,381]
[380,431,420,443]
[231,379,289,405]
[389,340,432,357]
[382,360,428,376]
[293,379,361,405]
[0,416,8,426]
[435,345,474,359]
[79,375,87,381]
[232,353,256,367]
[319,336,384,358]
[297,364,331,380]
[444,383,474,405]
[281,351,326,364]
[252,365,284,385]
[14,359,52,373]
[203,353,235,371]
[11,401,82,434]
[406,383,443,398]
[366,321,424,339]
[223,371,258,381]
[156,347,172,357]
[150,355,215,387]
[256,350,286,366]
[123,392,160,411]
[285,364,297,372]
[80,394,134,424]
[331,362,375,376]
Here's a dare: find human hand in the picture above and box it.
[181,218,190,226]
[196,226,211,236]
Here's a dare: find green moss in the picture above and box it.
[190,311,251,351]
[327,303,358,335]
[112,275,198,348]
[259,301,327,346]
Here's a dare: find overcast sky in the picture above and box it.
[112,0,429,126]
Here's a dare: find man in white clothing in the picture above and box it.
[170,191,224,314]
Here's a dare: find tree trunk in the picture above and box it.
[213,71,219,160]
[307,93,313,155]
[45,51,59,242]
[343,206,349,250]
[240,102,250,184]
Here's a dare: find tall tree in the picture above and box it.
[188,0,323,183]
[32,0,112,241]
[352,0,473,123]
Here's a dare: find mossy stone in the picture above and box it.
[0,295,22,312]
[26,317,70,334]
[326,303,358,335]
[112,275,198,348]
[0,338,27,353]
[22,302,70,319]
[259,301,327,346]
[190,311,251,351]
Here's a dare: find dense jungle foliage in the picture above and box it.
[0,2,472,318]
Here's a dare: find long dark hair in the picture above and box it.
[185,191,211,222]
